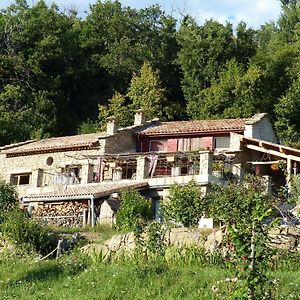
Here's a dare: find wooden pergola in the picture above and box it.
[239,135,300,185]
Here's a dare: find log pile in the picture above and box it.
[33,201,88,227]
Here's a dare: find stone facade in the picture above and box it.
[0,147,103,198]
[244,113,278,143]
[0,111,282,227]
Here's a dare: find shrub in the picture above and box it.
[1,208,54,255]
[116,189,152,232]
[0,181,18,223]
[162,180,206,227]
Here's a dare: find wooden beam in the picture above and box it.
[245,144,300,163]
[248,160,280,165]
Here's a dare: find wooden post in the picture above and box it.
[87,199,91,225]
[249,223,256,300]
[56,238,63,259]
[287,158,292,189]
[83,208,87,226]
[91,196,95,227]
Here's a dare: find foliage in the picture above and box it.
[206,175,275,300]
[162,180,205,227]
[97,61,169,129]
[3,0,300,145]
[127,61,167,120]
[77,119,99,134]
[289,174,300,204]
[187,60,265,119]
[0,181,18,223]
[98,91,133,130]
[275,78,300,144]
[0,208,54,254]
[145,221,166,260]
[116,189,152,232]
[0,248,300,299]
[58,249,91,275]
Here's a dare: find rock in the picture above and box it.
[167,227,208,247]
[81,243,107,256]
[104,232,135,254]
[204,228,224,253]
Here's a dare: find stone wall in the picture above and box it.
[105,129,137,154]
[81,225,300,258]
[244,114,278,143]
[0,127,136,199]
[0,146,104,198]
[269,225,300,251]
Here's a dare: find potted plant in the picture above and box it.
[171,156,181,177]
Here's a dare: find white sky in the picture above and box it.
[0,0,282,28]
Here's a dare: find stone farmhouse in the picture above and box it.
[0,110,298,227]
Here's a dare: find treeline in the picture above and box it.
[1,0,300,145]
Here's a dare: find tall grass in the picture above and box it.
[1,250,300,300]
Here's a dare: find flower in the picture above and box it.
[212,286,218,293]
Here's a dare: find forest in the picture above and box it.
[1,0,300,146]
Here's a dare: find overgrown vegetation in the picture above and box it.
[2,1,300,145]
[116,189,152,232]
[0,249,300,300]
[1,209,54,254]
[0,180,18,223]
[162,180,206,227]
[0,176,300,298]
[0,180,54,255]
[207,176,275,299]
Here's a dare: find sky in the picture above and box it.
[0,0,282,28]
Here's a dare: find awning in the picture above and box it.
[22,181,148,202]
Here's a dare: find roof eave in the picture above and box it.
[137,128,245,138]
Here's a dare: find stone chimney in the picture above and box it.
[106,116,118,135]
[134,109,145,126]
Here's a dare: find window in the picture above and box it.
[10,173,31,185]
[149,140,168,152]
[58,165,82,184]
[214,136,230,149]
[46,157,54,166]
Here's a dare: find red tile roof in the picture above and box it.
[23,181,148,202]
[136,118,249,136]
[3,132,106,155]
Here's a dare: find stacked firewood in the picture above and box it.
[33,201,88,228]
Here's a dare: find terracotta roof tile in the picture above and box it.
[23,181,148,201]
[136,118,249,136]
[3,132,106,155]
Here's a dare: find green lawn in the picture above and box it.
[0,253,300,300]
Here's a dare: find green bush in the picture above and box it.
[162,180,206,227]
[0,181,18,223]
[116,189,152,232]
[1,208,55,255]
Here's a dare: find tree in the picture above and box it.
[177,18,235,105]
[127,61,167,120]
[98,91,134,130]
[207,176,274,299]
[280,0,298,7]
[81,1,181,118]
[275,78,300,144]
[234,22,257,67]
[0,0,85,142]
[187,60,264,119]
[162,181,205,227]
